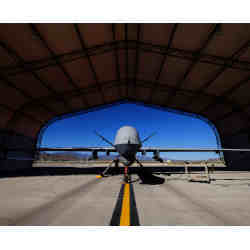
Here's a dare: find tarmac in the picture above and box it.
[0,168,250,226]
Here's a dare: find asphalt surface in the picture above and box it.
[1,170,250,226]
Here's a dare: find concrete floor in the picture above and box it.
[0,170,250,226]
[135,172,250,225]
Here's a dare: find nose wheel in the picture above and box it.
[123,166,131,183]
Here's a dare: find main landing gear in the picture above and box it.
[100,158,132,183]
[100,159,119,177]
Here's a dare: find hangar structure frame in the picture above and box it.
[1,23,250,170]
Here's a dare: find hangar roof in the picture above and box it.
[1,23,250,140]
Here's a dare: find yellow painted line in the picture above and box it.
[96,175,102,178]
[120,183,130,226]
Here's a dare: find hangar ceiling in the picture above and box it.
[1,23,250,140]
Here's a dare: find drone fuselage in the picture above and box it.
[114,126,141,166]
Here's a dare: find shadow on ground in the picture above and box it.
[0,166,114,179]
[0,165,196,179]
[1,166,249,184]
[0,166,165,185]
[137,168,165,185]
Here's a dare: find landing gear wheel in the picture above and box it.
[123,165,130,183]
[124,175,128,183]
[124,175,131,183]
[100,159,119,177]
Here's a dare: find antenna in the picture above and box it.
[94,130,114,147]
[141,132,157,144]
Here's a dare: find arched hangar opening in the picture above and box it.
[1,23,250,171]
[37,100,223,160]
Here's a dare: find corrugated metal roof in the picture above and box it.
[0,23,250,139]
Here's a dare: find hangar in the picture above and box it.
[1,23,250,171]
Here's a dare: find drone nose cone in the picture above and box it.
[114,126,141,145]
[115,144,140,162]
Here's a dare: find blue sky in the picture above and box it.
[40,102,221,160]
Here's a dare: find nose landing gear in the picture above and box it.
[123,166,131,183]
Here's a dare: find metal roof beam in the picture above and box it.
[0,34,74,128]
[211,97,250,123]
[0,75,54,128]
[8,78,242,114]
[0,40,21,63]
[209,103,249,123]
[0,103,43,125]
[3,40,250,77]
[0,72,55,130]
[148,24,178,103]
[74,24,105,105]
[186,39,250,109]
[0,32,73,114]
[29,24,89,108]
[9,80,122,117]
[166,24,220,106]
[6,99,56,130]
[112,24,122,98]
[0,73,33,100]
[125,24,129,98]
[227,126,250,137]
[134,23,141,99]
[131,78,239,107]
[200,73,250,116]
[0,40,56,116]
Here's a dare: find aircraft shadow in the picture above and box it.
[0,165,234,180]
[0,166,114,179]
[0,166,165,184]
[1,166,250,185]
[136,168,165,185]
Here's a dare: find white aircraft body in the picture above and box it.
[39,126,250,183]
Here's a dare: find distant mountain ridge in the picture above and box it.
[38,152,221,162]
[38,152,155,161]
